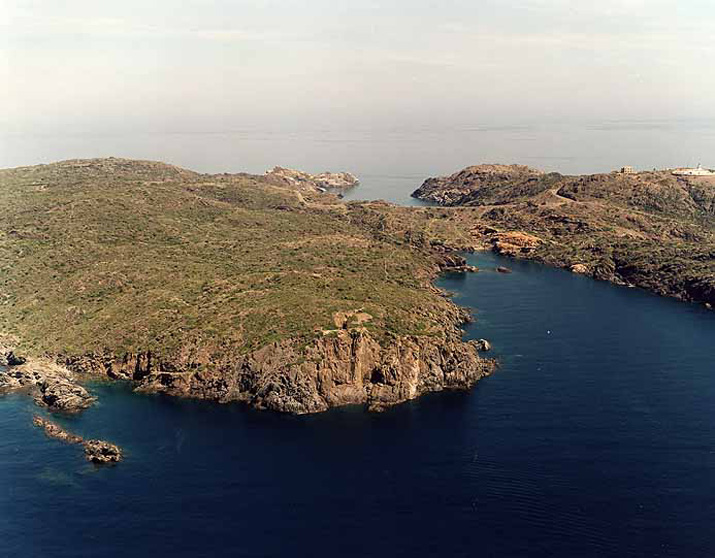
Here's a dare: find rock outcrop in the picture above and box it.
[5,351,27,366]
[438,254,479,273]
[0,360,94,412]
[266,167,359,192]
[83,440,123,464]
[33,416,123,464]
[491,232,542,257]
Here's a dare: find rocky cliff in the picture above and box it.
[62,327,494,414]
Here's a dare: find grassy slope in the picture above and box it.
[0,159,458,360]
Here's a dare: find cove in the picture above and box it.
[2,251,714,558]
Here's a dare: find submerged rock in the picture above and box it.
[496,266,512,274]
[33,416,83,444]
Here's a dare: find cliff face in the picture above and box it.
[62,329,494,414]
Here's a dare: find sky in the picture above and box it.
[1,0,714,137]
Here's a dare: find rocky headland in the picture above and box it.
[266,166,359,192]
[0,157,495,453]
[411,164,715,307]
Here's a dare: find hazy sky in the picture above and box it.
[2,0,714,135]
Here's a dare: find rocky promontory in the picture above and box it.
[411,164,715,307]
[266,166,359,191]
[0,158,495,441]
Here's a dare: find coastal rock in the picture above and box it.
[33,415,83,444]
[36,378,95,413]
[0,357,95,413]
[33,415,123,464]
[496,266,512,274]
[570,264,589,274]
[83,440,123,464]
[438,254,478,273]
[475,339,492,352]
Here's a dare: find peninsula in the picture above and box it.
[0,158,494,431]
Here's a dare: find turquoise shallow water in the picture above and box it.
[2,251,714,557]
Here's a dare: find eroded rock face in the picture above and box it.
[67,331,496,415]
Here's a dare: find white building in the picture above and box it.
[672,164,715,176]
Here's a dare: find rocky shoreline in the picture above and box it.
[411,164,715,308]
[1,348,123,463]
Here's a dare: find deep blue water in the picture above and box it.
[2,252,714,557]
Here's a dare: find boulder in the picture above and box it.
[475,339,492,352]
[570,264,589,274]
[496,266,512,274]
[6,352,27,366]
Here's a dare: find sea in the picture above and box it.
[1,122,715,557]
